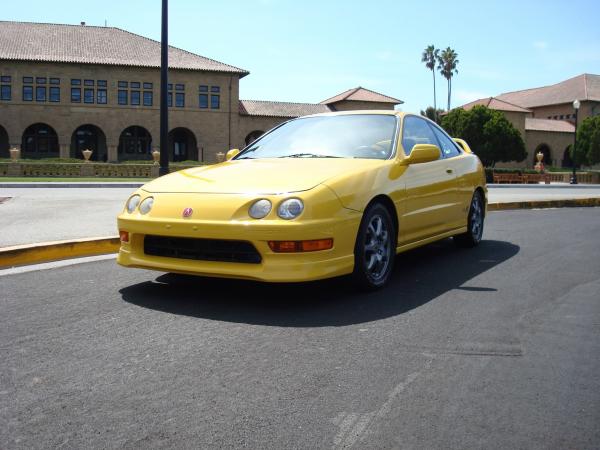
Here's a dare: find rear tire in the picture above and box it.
[454,190,485,248]
[352,203,397,291]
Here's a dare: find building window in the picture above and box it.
[36,77,46,85]
[168,83,173,90]
[559,115,564,119]
[143,91,153,106]
[1,75,11,83]
[175,92,185,107]
[199,85,208,92]
[199,94,208,108]
[49,86,60,102]
[211,94,220,109]
[118,90,128,105]
[71,87,81,103]
[97,80,107,88]
[23,77,33,84]
[84,88,94,103]
[143,82,153,89]
[50,78,60,85]
[23,85,33,101]
[211,86,220,93]
[131,90,140,105]
[175,84,185,91]
[1,84,10,101]
[71,79,81,86]
[84,79,94,87]
[118,81,128,88]
[168,92,173,107]
[97,89,107,104]
[130,82,140,89]
[36,86,46,102]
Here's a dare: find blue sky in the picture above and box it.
[4,0,600,111]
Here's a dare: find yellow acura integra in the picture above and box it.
[117,111,486,290]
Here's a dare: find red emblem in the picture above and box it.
[182,207,193,218]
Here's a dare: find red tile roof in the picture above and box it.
[497,74,600,107]
[0,21,249,75]
[460,97,531,113]
[525,118,575,133]
[320,87,403,105]
[239,100,331,118]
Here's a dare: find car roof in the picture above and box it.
[302,110,407,119]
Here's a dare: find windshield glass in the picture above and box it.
[236,114,398,160]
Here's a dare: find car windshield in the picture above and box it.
[236,114,398,160]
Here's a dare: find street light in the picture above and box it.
[159,0,169,176]
[570,99,580,184]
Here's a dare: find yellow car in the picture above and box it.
[117,111,486,290]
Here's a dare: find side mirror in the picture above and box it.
[401,144,441,165]
[226,148,240,161]
[453,138,472,153]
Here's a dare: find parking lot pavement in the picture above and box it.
[0,185,599,247]
[1,208,599,449]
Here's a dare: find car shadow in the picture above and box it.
[119,239,519,327]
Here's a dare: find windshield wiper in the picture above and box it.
[280,153,341,158]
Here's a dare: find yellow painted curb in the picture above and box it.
[488,197,600,211]
[0,236,120,269]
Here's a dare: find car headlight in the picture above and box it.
[126,195,140,213]
[139,197,154,215]
[249,199,272,219]
[278,198,304,220]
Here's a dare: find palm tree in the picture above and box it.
[421,45,440,111]
[438,47,459,111]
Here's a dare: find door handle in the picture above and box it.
[446,168,453,174]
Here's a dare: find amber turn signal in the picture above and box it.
[119,230,129,243]
[268,238,333,253]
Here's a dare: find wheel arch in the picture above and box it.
[364,194,399,237]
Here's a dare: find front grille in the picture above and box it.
[144,235,262,264]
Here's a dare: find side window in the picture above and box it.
[401,116,438,156]
[429,123,461,158]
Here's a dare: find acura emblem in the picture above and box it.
[182,207,193,218]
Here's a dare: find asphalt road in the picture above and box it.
[1,208,599,449]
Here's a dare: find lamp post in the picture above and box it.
[159,0,170,176]
[570,99,580,184]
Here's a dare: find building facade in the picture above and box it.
[0,21,402,163]
[458,74,600,168]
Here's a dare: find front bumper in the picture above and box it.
[117,211,361,283]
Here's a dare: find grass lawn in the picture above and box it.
[0,177,152,182]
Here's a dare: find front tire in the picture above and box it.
[352,203,397,290]
[454,190,485,248]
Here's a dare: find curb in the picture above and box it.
[0,236,120,269]
[1,198,599,269]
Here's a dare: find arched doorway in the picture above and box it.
[245,130,264,146]
[0,124,8,158]
[22,123,59,158]
[168,127,198,162]
[533,144,552,167]
[71,125,107,162]
[562,145,580,169]
[118,126,152,161]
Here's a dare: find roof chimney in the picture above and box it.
[80,21,86,26]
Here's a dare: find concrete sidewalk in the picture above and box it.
[1,184,600,248]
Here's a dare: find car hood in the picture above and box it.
[142,158,387,194]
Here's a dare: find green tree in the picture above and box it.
[421,45,440,112]
[441,105,527,167]
[438,47,459,111]
[574,115,600,166]
[420,106,445,124]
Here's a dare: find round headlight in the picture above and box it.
[139,197,154,215]
[249,199,272,219]
[126,195,140,213]
[278,198,304,220]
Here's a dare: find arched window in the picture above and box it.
[0,124,8,158]
[71,124,107,161]
[22,123,59,157]
[118,126,152,160]
[168,127,198,162]
[245,130,264,146]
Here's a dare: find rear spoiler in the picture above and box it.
[453,138,472,153]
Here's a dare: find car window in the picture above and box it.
[401,116,438,156]
[429,123,461,158]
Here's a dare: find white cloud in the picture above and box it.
[533,41,548,50]
[454,89,490,104]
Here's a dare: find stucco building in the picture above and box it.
[458,74,600,168]
[0,21,402,163]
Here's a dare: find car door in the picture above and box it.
[398,115,459,244]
